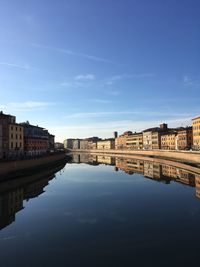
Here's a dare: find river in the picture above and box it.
[0,153,200,267]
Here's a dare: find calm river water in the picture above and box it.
[0,153,200,267]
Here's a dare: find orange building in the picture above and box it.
[115,131,132,149]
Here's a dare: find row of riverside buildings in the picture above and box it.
[0,111,55,159]
[63,115,200,151]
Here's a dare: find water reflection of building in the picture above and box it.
[176,169,195,186]
[144,162,162,180]
[97,155,115,165]
[72,153,116,166]
[0,189,24,229]
[72,154,81,164]
[72,154,200,200]
[79,154,98,165]
[195,175,200,199]
[116,158,144,175]
[161,165,195,186]
[0,161,67,231]
[24,175,54,200]
[162,165,178,179]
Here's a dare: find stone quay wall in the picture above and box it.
[0,153,67,177]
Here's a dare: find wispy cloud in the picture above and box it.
[74,74,95,81]
[0,101,54,112]
[65,111,136,119]
[0,62,30,70]
[105,73,155,85]
[31,43,114,64]
[105,89,121,96]
[183,75,200,87]
[64,110,191,119]
[61,74,95,88]
[91,99,113,104]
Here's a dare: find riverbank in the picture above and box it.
[0,152,71,179]
[71,149,200,166]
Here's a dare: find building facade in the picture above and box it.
[192,116,200,150]
[143,124,168,150]
[115,131,133,149]
[161,131,177,150]
[63,139,75,149]
[176,127,193,150]
[80,140,89,150]
[0,112,24,158]
[21,122,49,156]
[79,137,100,150]
[126,132,143,149]
[8,123,24,157]
[97,139,115,150]
[72,139,81,150]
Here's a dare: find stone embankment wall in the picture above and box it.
[71,149,200,165]
[0,153,67,176]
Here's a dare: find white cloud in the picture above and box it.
[0,62,30,70]
[0,101,54,112]
[74,74,95,81]
[91,99,113,104]
[183,75,200,87]
[105,73,155,85]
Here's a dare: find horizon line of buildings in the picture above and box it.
[63,115,200,151]
[0,111,55,159]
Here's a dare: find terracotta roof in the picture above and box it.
[192,116,200,120]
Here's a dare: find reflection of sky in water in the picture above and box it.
[0,162,200,267]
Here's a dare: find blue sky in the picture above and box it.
[0,0,200,141]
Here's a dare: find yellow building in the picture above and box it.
[126,133,143,149]
[192,116,200,150]
[8,123,24,156]
[161,131,177,150]
[97,139,115,150]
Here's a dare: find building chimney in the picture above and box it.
[160,123,168,131]
[113,131,118,138]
